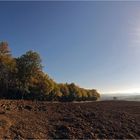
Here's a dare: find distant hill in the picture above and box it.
[100,94,140,101]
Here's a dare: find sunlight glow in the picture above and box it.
[108,88,140,94]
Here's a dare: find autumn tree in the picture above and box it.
[0,41,100,101]
[59,83,70,101]
[28,72,55,100]
[0,42,17,97]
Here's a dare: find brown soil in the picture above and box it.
[0,100,139,139]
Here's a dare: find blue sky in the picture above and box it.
[0,1,140,94]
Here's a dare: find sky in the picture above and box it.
[0,1,140,94]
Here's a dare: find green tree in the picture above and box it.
[67,83,78,101]
[16,51,42,98]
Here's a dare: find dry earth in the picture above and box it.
[0,100,139,139]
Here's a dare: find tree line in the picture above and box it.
[0,41,100,101]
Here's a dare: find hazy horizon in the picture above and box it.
[1,1,140,94]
